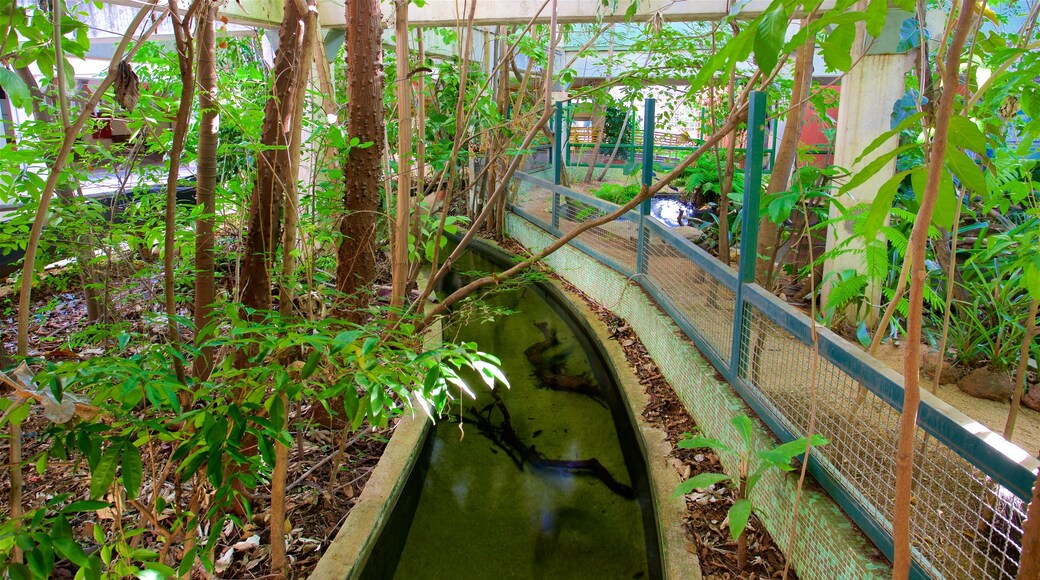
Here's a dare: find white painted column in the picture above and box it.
[822,49,914,324]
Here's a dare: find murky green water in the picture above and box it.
[366,247,659,579]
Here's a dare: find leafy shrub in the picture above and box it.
[591,183,641,205]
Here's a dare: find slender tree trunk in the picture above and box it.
[278,0,316,320]
[892,2,975,576]
[193,0,218,381]
[755,29,814,288]
[1019,465,1040,579]
[390,0,412,310]
[165,0,194,387]
[597,109,630,182]
[717,25,740,266]
[1004,299,1039,440]
[407,28,427,282]
[269,391,290,577]
[582,103,606,184]
[736,478,748,569]
[492,25,510,233]
[236,0,310,351]
[337,0,386,323]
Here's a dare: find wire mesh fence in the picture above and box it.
[644,226,736,362]
[506,164,1039,579]
[738,305,1028,579]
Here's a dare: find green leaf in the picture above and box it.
[673,472,732,497]
[897,17,922,51]
[865,0,887,38]
[89,443,123,500]
[944,148,986,194]
[52,537,90,568]
[765,434,829,465]
[947,116,987,155]
[821,22,856,72]
[853,113,925,165]
[731,415,753,451]
[856,322,871,347]
[677,434,730,454]
[8,563,32,580]
[0,68,32,110]
[179,547,198,577]
[61,501,110,513]
[728,499,753,540]
[6,400,31,427]
[863,168,916,242]
[331,330,360,354]
[1023,260,1040,300]
[301,349,322,380]
[123,444,143,500]
[843,143,916,194]
[361,336,378,356]
[754,4,789,74]
[206,448,223,487]
[910,168,956,230]
[933,170,957,230]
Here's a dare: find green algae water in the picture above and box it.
[364,245,660,579]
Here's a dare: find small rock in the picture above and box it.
[673,225,704,243]
[958,367,1014,401]
[922,349,967,384]
[1021,386,1040,412]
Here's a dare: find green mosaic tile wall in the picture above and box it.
[507,215,891,579]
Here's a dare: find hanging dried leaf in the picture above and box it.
[115,60,140,112]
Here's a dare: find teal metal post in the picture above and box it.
[552,101,563,232]
[636,98,655,276]
[729,91,767,379]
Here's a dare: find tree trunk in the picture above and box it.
[892,1,975,576]
[279,0,316,322]
[582,103,606,184]
[165,0,194,386]
[1019,465,1040,579]
[390,0,411,310]
[597,108,630,182]
[755,29,814,288]
[193,0,218,381]
[236,0,311,350]
[717,28,739,266]
[337,0,386,323]
[1004,299,1039,440]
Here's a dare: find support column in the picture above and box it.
[822,41,914,324]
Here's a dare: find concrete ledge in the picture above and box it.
[307,413,430,580]
[507,215,890,579]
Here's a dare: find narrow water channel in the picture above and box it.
[363,244,660,579]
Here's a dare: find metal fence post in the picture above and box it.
[552,101,563,232]
[636,98,655,276]
[729,91,767,380]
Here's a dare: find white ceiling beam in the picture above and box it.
[102,0,832,31]
[217,0,794,29]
